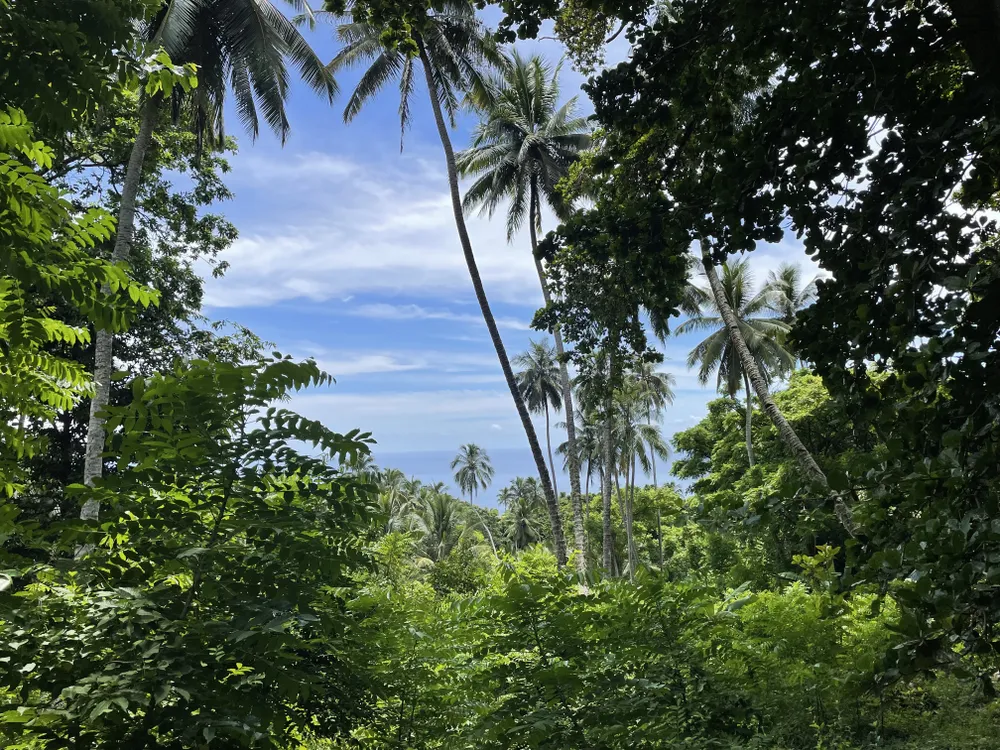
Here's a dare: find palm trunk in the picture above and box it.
[626,454,637,581]
[700,242,856,535]
[81,95,160,514]
[418,42,567,564]
[657,509,664,568]
[530,180,586,575]
[601,425,614,573]
[544,404,559,502]
[742,370,756,467]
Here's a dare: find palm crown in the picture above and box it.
[154,0,335,142]
[456,50,592,238]
[677,258,793,398]
[451,443,494,502]
[325,0,502,139]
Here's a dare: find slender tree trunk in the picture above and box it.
[81,95,160,516]
[530,180,586,575]
[657,509,664,568]
[700,242,856,535]
[601,432,614,573]
[742,370,756,467]
[544,404,558,502]
[625,454,637,580]
[418,43,567,564]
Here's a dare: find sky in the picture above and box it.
[196,9,819,505]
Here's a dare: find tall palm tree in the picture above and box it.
[630,363,675,487]
[451,443,498,555]
[456,50,591,574]
[514,340,563,501]
[325,0,569,566]
[82,0,335,507]
[676,258,793,467]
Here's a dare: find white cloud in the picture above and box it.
[203,152,549,309]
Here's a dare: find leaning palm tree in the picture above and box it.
[457,50,591,574]
[514,340,563,501]
[697,243,856,534]
[82,0,336,508]
[324,0,568,566]
[676,258,793,467]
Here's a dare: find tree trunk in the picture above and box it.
[530,179,587,575]
[81,95,160,516]
[625,454,637,581]
[544,404,558,502]
[601,428,614,573]
[657,509,664,568]
[700,242,856,535]
[418,42,567,564]
[742,370,756,467]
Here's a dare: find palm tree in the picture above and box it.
[411,491,464,562]
[497,477,546,551]
[82,0,335,506]
[456,50,591,574]
[325,0,569,566]
[451,443,494,503]
[766,262,820,367]
[676,258,793,467]
[451,443,498,554]
[630,363,675,487]
[514,340,563,501]
[766,263,820,325]
[697,242,855,535]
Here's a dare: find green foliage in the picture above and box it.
[0,108,157,496]
[1,356,377,748]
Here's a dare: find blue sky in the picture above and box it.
[197,10,818,503]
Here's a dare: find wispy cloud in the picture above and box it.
[352,303,530,331]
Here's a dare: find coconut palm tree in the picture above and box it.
[451,443,494,503]
[514,340,563,500]
[324,0,568,566]
[497,477,546,550]
[765,262,820,367]
[456,50,591,574]
[766,263,820,325]
[630,363,675,487]
[82,0,335,505]
[412,491,464,562]
[677,258,793,467]
[451,443,499,554]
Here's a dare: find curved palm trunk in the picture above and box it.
[700,242,856,536]
[742,371,756,467]
[529,180,587,575]
[626,453,638,581]
[417,41,567,565]
[82,95,160,515]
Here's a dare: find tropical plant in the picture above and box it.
[502,480,547,550]
[677,257,793,466]
[765,262,820,366]
[324,0,569,566]
[83,0,336,497]
[514,340,564,500]
[411,490,465,562]
[451,443,494,503]
[630,363,675,487]
[457,50,591,573]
